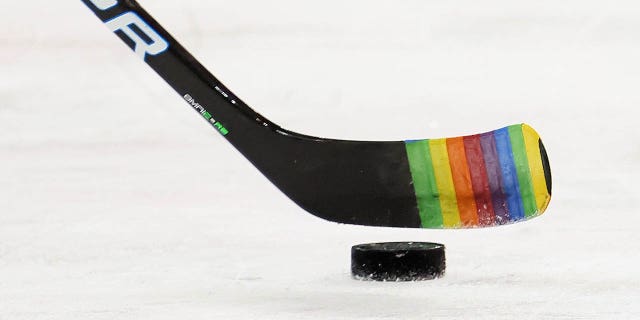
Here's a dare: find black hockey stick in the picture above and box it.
[81,0,551,228]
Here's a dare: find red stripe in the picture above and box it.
[446,137,479,226]
[463,135,496,226]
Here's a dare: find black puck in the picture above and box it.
[351,242,445,281]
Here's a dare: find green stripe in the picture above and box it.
[406,140,444,228]
[508,125,537,218]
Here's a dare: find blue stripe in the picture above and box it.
[494,128,524,221]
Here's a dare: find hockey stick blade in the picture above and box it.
[81,0,552,228]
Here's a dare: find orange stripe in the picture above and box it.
[446,137,479,226]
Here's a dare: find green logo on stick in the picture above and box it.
[183,93,229,136]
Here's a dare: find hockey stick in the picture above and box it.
[81,0,552,228]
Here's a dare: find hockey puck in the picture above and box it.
[351,242,445,281]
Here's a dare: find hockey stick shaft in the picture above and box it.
[82,0,280,142]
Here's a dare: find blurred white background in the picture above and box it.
[1,0,639,319]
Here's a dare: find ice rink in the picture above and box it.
[2,0,639,318]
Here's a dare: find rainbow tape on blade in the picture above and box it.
[405,124,551,228]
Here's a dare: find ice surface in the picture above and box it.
[1,0,639,319]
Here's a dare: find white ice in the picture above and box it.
[1,0,639,319]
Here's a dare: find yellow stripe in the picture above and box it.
[522,124,551,213]
[429,139,462,227]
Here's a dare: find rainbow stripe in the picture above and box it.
[405,124,551,228]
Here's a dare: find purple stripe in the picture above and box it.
[480,132,510,224]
